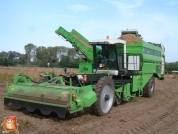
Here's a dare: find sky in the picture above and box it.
[0,0,178,62]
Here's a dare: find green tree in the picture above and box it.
[68,48,77,60]
[59,55,70,67]
[46,46,59,66]
[36,46,48,67]
[56,46,68,61]
[0,51,22,66]
[165,61,178,73]
[0,51,7,65]
[24,43,36,65]
[69,58,81,68]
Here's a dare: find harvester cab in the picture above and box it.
[90,39,129,76]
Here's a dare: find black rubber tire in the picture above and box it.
[143,76,155,98]
[93,76,115,116]
[113,97,122,107]
[159,77,164,80]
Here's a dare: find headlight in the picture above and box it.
[99,63,105,68]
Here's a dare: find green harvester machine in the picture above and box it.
[4,27,165,118]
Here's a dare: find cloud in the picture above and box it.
[103,0,143,19]
[69,4,90,12]
[103,0,143,9]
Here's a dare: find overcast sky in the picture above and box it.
[0,0,178,62]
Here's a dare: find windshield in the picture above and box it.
[94,45,117,70]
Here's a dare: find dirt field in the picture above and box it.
[0,77,178,134]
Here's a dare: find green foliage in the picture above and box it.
[0,51,23,66]
[59,55,70,67]
[165,61,178,73]
[24,43,36,65]
[59,48,84,68]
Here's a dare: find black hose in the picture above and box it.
[90,67,98,85]
[26,75,57,83]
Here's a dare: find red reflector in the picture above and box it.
[83,75,87,83]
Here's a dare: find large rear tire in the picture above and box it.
[93,76,115,116]
[143,76,155,98]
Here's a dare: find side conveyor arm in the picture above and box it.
[55,26,93,61]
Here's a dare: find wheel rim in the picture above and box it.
[150,79,154,93]
[100,84,114,114]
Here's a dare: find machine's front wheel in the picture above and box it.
[143,76,155,98]
[93,76,115,116]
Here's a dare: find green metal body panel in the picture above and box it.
[79,62,93,73]
[4,74,97,117]
[5,83,70,108]
[132,74,152,94]
[140,74,153,89]
[69,85,97,113]
[115,83,131,101]
[115,74,152,101]
[123,83,131,101]
[132,76,140,92]
[117,42,162,62]
[71,29,89,45]
[116,41,164,79]
[104,39,164,102]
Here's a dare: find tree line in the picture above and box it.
[165,61,178,74]
[0,43,84,68]
[0,43,177,72]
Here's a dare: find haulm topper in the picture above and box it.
[4,27,165,118]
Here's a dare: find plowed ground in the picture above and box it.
[0,78,178,134]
